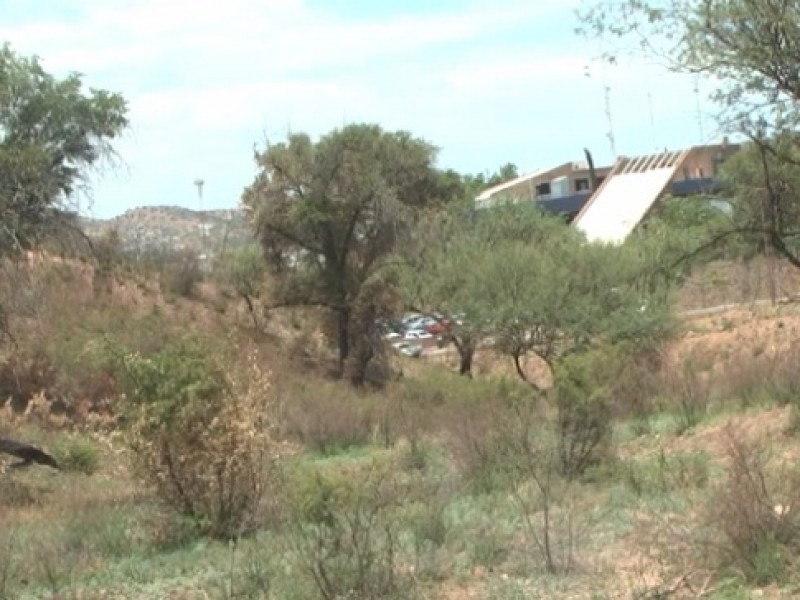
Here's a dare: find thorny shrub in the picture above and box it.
[553,349,615,479]
[285,459,417,600]
[664,356,712,435]
[278,380,376,454]
[718,346,800,409]
[115,339,278,539]
[157,250,203,298]
[706,427,800,584]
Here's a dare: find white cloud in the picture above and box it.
[0,0,714,218]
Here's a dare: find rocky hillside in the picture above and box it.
[81,206,253,257]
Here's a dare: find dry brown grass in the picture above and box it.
[6,253,800,597]
[676,257,800,311]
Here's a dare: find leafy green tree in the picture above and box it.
[0,44,128,256]
[406,202,672,381]
[720,138,800,268]
[402,207,485,376]
[223,244,267,329]
[242,123,454,382]
[628,194,742,294]
[578,0,800,268]
[487,162,519,187]
[461,163,521,199]
[482,215,671,385]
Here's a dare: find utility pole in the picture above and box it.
[194,178,208,264]
[694,75,705,144]
[584,62,617,161]
[604,84,617,160]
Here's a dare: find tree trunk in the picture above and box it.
[513,350,528,383]
[349,345,374,387]
[450,334,476,377]
[241,294,259,329]
[459,343,475,377]
[336,307,351,376]
[513,350,547,391]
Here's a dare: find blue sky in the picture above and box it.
[1,0,720,219]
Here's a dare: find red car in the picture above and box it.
[425,319,451,335]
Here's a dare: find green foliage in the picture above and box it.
[279,379,377,455]
[113,339,277,539]
[620,450,711,498]
[53,435,102,475]
[626,196,738,300]
[0,43,127,256]
[721,139,800,261]
[553,349,615,479]
[461,162,520,198]
[243,123,456,378]
[405,201,673,380]
[221,244,266,327]
[286,460,417,599]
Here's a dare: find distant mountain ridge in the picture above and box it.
[81,205,254,256]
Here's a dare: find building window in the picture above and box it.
[575,178,590,192]
[535,182,551,197]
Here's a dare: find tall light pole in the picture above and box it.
[194,178,208,261]
[194,178,205,207]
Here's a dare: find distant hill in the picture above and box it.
[81,206,254,258]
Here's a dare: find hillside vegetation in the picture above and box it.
[3,242,800,599]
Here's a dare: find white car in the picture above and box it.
[392,341,423,358]
[403,317,426,330]
[404,329,433,340]
[383,332,402,341]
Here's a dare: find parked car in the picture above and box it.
[401,313,423,326]
[383,332,402,341]
[403,317,427,331]
[404,329,433,340]
[392,341,423,358]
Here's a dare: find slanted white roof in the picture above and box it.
[475,168,545,207]
[574,149,690,244]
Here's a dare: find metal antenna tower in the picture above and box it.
[584,61,617,161]
[694,75,705,143]
[647,89,657,151]
[604,84,617,160]
[194,178,208,260]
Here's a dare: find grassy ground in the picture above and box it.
[3,387,800,598]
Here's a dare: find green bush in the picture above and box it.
[286,460,417,599]
[53,435,101,475]
[665,357,711,435]
[278,380,377,455]
[621,450,710,498]
[553,349,615,479]
[113,338,277,539]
